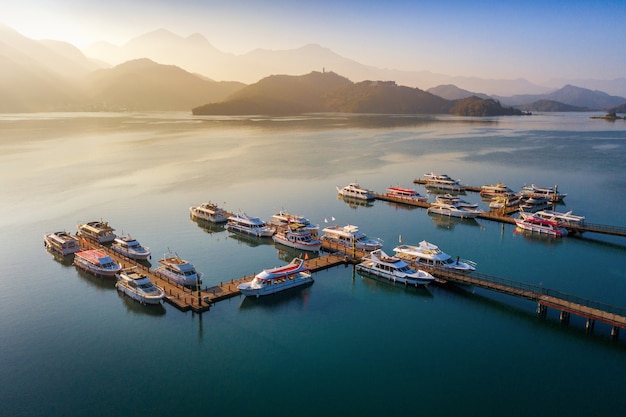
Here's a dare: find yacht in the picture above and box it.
[356,249,435,286]
[385,186,428,202]
[393,241,476,272]
[434,193,478,208]
[520,184,567,202]
[519,196,551,213]
[44,231,80,255]
[534,209,585,226]
[154,251,203,286]
[272,225,322,252]
[514,212,568,237]
[237,258,313,297]
[73,249,122,277]
[115,268,165,305]
[321,224,383,251]
[427,202,482,219]
[111,235,151,260]
[336,183,376,200]
[479,182,515,199]
[225,212,276,237]
[271,210,319,235]
[77,221,116,243]
[489,194,523,210]
[189,201,229,223]
[422,173,462,191]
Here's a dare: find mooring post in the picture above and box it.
[585,318,595,334]
[611,326,620,341]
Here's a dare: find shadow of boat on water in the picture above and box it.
[429,214,480,230]
[117,290,167,316]
[45,247,76,267]
[357,270,434,298]
[337,194,374,209]
[238,282,314,310]
[190,217,227,235]
[225,231,275,248]
[74,267,117,291]
[274,245,321,263]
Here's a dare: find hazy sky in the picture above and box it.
[2,0,625,82]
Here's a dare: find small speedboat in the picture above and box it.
[356,249,435,286]
[111,235,151,260]
[393,240,476,272]
[225,212,276,237]
[116,268,165,305]
[427,202,482,219]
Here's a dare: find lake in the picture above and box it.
[1,112,626,417]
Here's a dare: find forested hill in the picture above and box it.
[192,71,523,116]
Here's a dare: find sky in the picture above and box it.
[1,0,625,83]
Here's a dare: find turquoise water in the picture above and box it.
[1,112,626,416]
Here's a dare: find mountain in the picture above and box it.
[84,59,245,111]
[193,72,523,116]
[515,100,589,112]
[427,84,490,100]
[496,85,626,110]
[543,77,626,98]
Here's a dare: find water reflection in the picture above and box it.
[75,268,117,290]
[357,271,434,298]
[45,248,75,267]
[512,229,565,246]
[117,291,167,316]
[225,232,275,248]
[275,245,321,263]
[337,195,374,209]
[429,215,481,230]
[238,284,314,310]
[190,217,227,235]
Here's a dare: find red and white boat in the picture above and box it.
[73,249,122,277]
[237,258,313,297]
[514,212,568,237]
[272,224,322,252]
[385,186,428,202]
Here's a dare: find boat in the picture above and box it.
[225,212,276,237]
[111,235,151,260]
[514,212,568,237]
[73,249,122,277]
[385,186,428,202]
[336,183,375,200]
[422,173,462,191]
[393,241,476,272]
[520,184,567,202]
[237,258,313,297]
[519,196,552,213]
[189,201,228,223]
[356,249,435,286]
[434,193,478,208]
[479,182,515,199]
[115,267,165,305]
[77,221,116,243]
[427,202,482,219]
[271,210,319,235]
[154,251,203,286]
[534,209,585,226]
[272,224,322,252]
[320,224,383,251]
[44,231,80,255]
[488,194,523,210]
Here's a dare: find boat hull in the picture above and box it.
[238,275,314,297]
[73,258,120,277]
[356,264,433,286]
[111,246,151,260]
[115,281,164,304]
[427,207,480,219]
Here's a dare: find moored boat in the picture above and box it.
[225,212,276,237]
[237,258,313,297]
[336,182,375,200]
[489,194,523,210]
[115,268,165,305]
[520,184,567,202]
[271,210,319,235]
[272,225,322,252]
[434,193,478,208]
[189,201,228,223]
[77,221,116,243]
[320,224,383,251]
[44,231,80,255]
[514,212,568,237]
[427,202,482,219]
[356,249,435,286]
[385,186,428,202]
[154,251,203,286]
[480,182,515,199]
[111,235,151,260]
[422,173,462,191]
[73,249,122,277]
[519,196,551,213]
[393,241,476,272]
[534,209,585,226]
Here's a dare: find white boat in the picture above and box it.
[514,212,568,237]
[154,252,203,286]
[272,225,322,252]
[237,258,313,297]
[434,193,478,208]
[427,202,482,219]
[520,184,567,202]
[356,249,435,286]
[489,194,523,210]
[115,268,165,305]
[519,196,551,213]
[189,201,228,223]
[77,221,116,243]
[271,210,319,235]
[225,212,276,237]
[111,235,151,260]
[321,224,383,251]
[479,182,515,199]
[534,209,585,226]
[385,186,428,202]
[336,183,376,200]
[393,241,476,272]
[44,231,80,255]
[73,249,122,277]
[422,173,462,191]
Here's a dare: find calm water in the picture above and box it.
[1,112,626,416]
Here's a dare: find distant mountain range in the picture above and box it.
[1,23,625,113]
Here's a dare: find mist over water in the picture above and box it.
[1,112,625,417]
